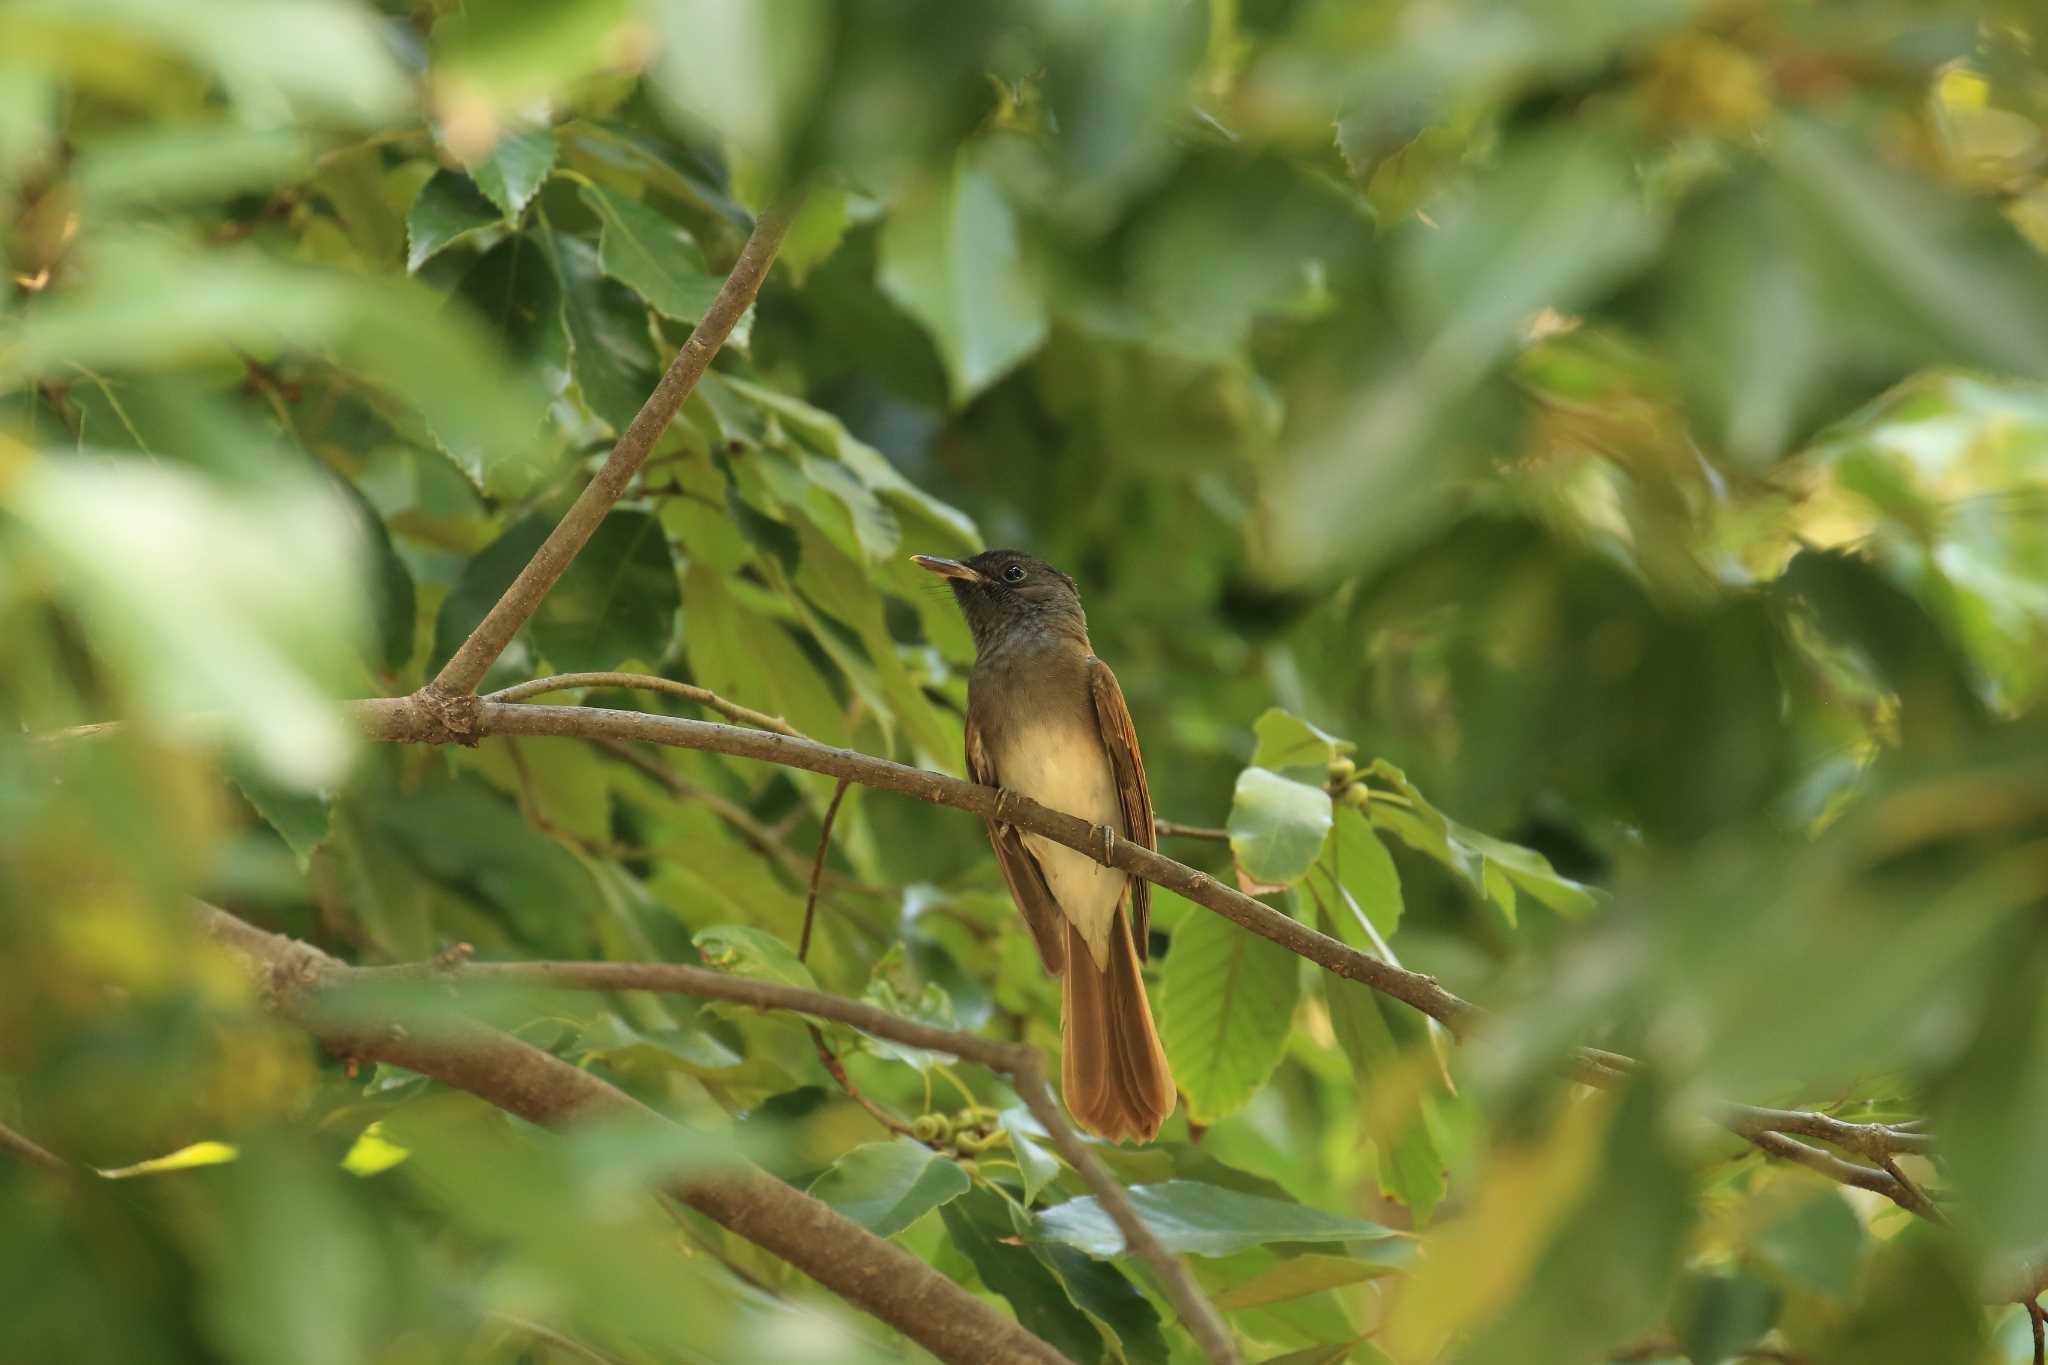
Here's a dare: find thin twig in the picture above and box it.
[429,198,800,698]
[491,672,801,738]
[0,1119,68,1173]
[799,778,851,962]
[2028,1299,2044,1365]
[795,776,911,1136]
[1156,820,1229,842]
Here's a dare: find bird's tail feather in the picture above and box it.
[1060,909,1175,1143]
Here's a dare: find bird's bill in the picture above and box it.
[911,555,985,583]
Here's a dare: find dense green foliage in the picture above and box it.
[6,1,2048,1362]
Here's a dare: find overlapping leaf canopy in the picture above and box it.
[6,2,2048,1363]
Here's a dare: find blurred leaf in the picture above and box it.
[878,152,1047,405]
[1776,118,2048,381]
[1229,768,1333,890]
[692,925,818,991]
[1751,1191,1865,1299]
[1814,1237,1983,1365]
[1035,1180,1407,1259]
[195,1148,384,1365]
[1319,958,1445,1225]
[96,1140,240,1179]
[1937,953,2048,1262]
[464,124,556,219]
[1160,908,1300,1123]
[27,0,410,123]
[807,1137,970,1238]
[1675,1271,1780,1365]
[74,123,312,208]
[1213,1251,1409,1310]
[433,0,634,118]
[406,168,502,272]
[12,460,366,786]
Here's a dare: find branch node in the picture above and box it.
[415,687,485,747]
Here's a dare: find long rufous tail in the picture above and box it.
[1060,909,1175,1143]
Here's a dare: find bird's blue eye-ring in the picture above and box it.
[1002,563,1027,583]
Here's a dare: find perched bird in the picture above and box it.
[913,549,1175,1142]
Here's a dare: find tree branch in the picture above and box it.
[353,691,1942,1219]
[428,199,799,698]
[341,952,1239,1363]
[194,903,1071,1365]
[0,1119,68,1174]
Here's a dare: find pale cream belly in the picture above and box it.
[994,718,1127,971]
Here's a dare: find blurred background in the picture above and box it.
[5,1,2048,1361]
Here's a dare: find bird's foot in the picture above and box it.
[1094,823,1118,866]
[992,786,1020,835]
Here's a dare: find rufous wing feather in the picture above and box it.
[966,714,1065,974]
[1087,657,1156,955]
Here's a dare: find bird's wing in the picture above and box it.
[1088,656,1156,959]
[967,713,1067,975]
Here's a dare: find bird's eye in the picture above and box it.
[1002,564,1027,583]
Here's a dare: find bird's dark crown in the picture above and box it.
[914,549,1087,657]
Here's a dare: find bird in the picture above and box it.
[913,549,1175,1142]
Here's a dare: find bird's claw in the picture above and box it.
[993,786,1019,835]
[1094,824,1117,865]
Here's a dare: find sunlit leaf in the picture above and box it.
[1228,768,1333,890]
[1035,1181,1408,1259]
[1160,908,1299,1123]
[807,1137,970,1238]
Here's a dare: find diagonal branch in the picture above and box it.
[351,690,1941,1220]
[194,902,1070,1365]
[268,922,1243,1364]
[428,199,800,698]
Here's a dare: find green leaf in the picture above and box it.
[1937,960,2048,1262]
[1036,1238,1170,1365]
[1364,760,1597,920]
[941,1190,1105,1365]
[806,1137,970,1238]
[233,767,333,871]
[576,183,742,341]
[1213,1251,1410,1310]
[778,185,852,286]
[692,925,818,991]
[1675,1272,1780,1365]
[1751,1192,1865,1300]
[1323,807,1402,941]
[465,124,556,219]
[1160,907,1299,1123]
[528,509,678,672]
[1001,1106,1060,1204]
[13,460,367,787]
[1228,768,1333,889]
[534,223,660,434]
[1035,1180,1408,1259]
[877,152,1048,405]
[1775,117,2048,380]
[407,169,503,272]
[1249,708,1354,782]
[682,565,848,747]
